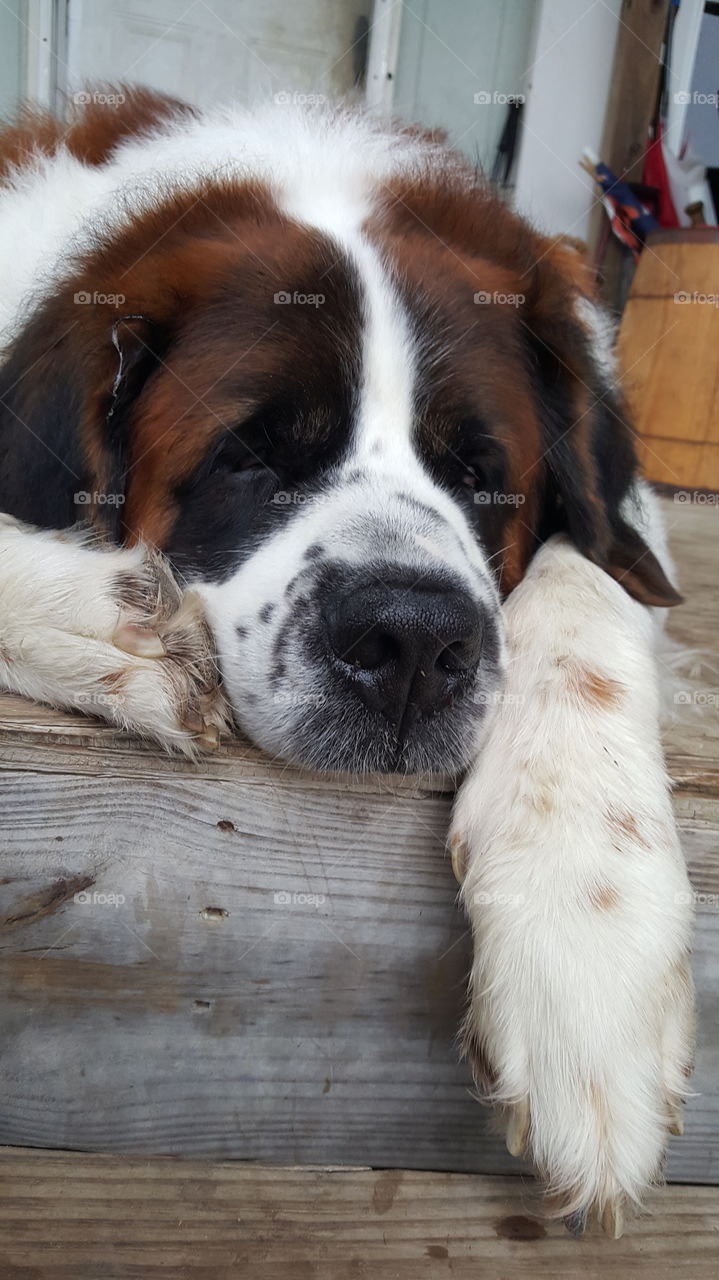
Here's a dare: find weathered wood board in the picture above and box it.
[618,232,719,488]
[0,499,717,1181]
[1,1149,719,1279]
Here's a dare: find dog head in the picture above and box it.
[0,112,680,773]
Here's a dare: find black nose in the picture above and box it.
[323,576,484,732]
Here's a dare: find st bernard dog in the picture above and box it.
[0,88,695,1235]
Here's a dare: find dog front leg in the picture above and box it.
[450,533,695,1234]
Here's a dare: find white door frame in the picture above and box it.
[24,0,57,105]
[365,0,403,110]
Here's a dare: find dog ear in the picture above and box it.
[523,246,682,607]
[0,299,167,537]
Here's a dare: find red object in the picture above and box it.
[642,121,680,228]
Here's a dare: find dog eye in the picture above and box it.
[233,453,268,473]
[209,435,272,476]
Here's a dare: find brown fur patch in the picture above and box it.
[605,807,650,849]
[0,85,193,181]
[99,668,132,700]
[588,881,620,911]
[556,657,625,709]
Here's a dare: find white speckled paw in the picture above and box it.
[0,520,230,753]
[447,532,696,1235]
[449,724,695,1236]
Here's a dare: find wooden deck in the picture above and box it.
[1,1149,718,1279]
[0,497,718,1189]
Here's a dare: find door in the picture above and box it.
[64,0,370,107]
[390,0,536,174]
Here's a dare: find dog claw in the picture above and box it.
[600,1199,624,1239]
[196,724,220,750]
[563,1208,587,1237]
[113,623,166,659]
[181,710,204,734]
[505,1099,530,1157]
[449,834,468,884]
[668,1101,684,1137]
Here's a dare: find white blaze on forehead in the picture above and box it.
[273,175,417,468]
[351,240,416,465]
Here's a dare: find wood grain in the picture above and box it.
[618,236,719,487]
[1,1149,718,1280]
[0,499,717,1180]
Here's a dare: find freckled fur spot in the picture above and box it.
[588,881,619,911]
[99,668,131,699]
[590,1080,610,1142]
[605,807,650,850]
[556,657,625,709]
[531,785,555,815]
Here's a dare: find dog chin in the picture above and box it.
[233,684,496,776]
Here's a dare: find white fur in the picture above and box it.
[0,515,226,750]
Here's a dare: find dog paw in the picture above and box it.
[449,800,695,1236]
[0,523,230,753]
[102,548,231,752]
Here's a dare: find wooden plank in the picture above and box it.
[618,237,719,488]
[0,499,717,1179]
[0,765,717,1179]
[1,1149,718,1280]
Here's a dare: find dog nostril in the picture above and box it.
[436,641,472,674]
[343,628,399,671]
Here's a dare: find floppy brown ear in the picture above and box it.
[0,300,166,537]
[522,245,682,608]
[603,519,683,606]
